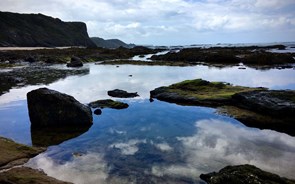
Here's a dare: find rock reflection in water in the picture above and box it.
[31,125,92,147]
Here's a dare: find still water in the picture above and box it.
[0,63,295,183]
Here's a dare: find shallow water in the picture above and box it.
[0,63,295,183]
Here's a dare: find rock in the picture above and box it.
[0,167,73,184]
[108,89,139,98]
[66,56,83,67]
[232,90,295,118]
[0,137,45,169]
[94,109,102,115]
[89,99,129,109]
[200,164,295,184]
[27,88,93,127]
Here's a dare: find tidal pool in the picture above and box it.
[0,63,295,183]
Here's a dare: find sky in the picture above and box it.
[1,0,295,45]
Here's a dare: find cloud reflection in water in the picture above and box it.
[152,119,295,180]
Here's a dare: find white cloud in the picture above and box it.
[154,142,173,152]
[109,139,147,155]
[0,0,295,45]
[151,119,295,180]
[26,152,108,184]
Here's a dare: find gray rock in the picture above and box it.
[67,56,83,67]
[27,88,92,127]
[108,89,139,98]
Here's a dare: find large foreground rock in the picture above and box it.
[200,164,295,184]
[27,88,92,127]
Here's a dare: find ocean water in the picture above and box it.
[0,63,295,183]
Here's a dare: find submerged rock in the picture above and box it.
[108,89,139,98]
[31,125,92,147]
[89,99,129,109]
[66,56,83,67]
[200,164,295,184]
[27,88,93,127]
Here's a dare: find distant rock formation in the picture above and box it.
[0,11,96,47]
[91,37,135,49]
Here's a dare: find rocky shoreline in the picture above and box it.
[0,137,72,183]
[150,79,295,135]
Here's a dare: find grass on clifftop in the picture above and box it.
[168,79,260,100]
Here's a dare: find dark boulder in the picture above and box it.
[200,164,295,184]
[27,88,92,127]
[108,89,139,98]
[25,57,36,63]
[67,56,83,67]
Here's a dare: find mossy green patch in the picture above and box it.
[89,99,129,109]
[167,79,259,100]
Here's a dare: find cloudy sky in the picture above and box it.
[1,0,295,45]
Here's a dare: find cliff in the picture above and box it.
[0,11,96,47]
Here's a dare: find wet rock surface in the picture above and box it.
[27,88,93,127]
[232,90,295,117]
[108,89,139,98]
[89,99,129,109]
[200,164,295,184]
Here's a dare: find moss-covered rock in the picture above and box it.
[89,99,129,109]
[200,164,295,184]
[150,79,295,135]
[0,137,44,169]
[0,167,72,184]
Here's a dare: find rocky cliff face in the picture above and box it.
[0,11,96,47]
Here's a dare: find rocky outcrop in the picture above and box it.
[150,79,295,135]
[0,11,96,47]
[0,167,72,184]
[200,164,295,184]
[0,137,44,169]
[67,56,83,67]
[108,89,139,98]
[89,99,129,109]
[27,88,92,127]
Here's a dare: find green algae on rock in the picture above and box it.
[89,99,129,109]
[200,164,295,184]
